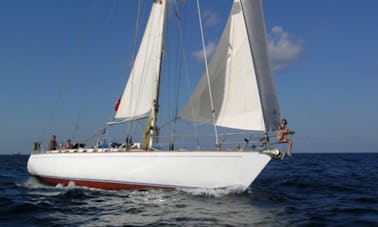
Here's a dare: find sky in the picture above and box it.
[0,0,377,154]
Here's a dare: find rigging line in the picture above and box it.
[129,0,143,137]
[172,2,182,116]
[165,1,174,137]
[106,0,119,23]
[196,0,219,149]
[72,96,85,140]
[73,0,120,140]
[127,0,144,137]
[113,0,144,136]
[85,2,119,142]
[45,91,63,139]
[77,128,107,144]
[45,1,103,140]
[81,1,119,141]
[178,2,201,149]
[130,0,144,67]
[170,0,189,149]
[133,0,141,56]
[67,2,95,140]
[122,0,150,137]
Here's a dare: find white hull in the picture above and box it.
[27,149,273,191]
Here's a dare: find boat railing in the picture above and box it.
[153,131,287,151]
[31,131,292,153]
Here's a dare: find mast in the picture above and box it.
[148,0,168,148]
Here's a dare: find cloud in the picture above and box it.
[192,41,217,61]
[192,26,302,69]
[202,10,221,27]
[268,26,303,72]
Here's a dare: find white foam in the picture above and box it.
[180,185,246,197]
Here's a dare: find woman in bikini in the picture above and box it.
[277,119,294,156]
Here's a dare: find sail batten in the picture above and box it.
[179,0,279,132]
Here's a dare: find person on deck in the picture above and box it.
[48,135,58,150]
[277,119,294,156]
[65,139,73,149]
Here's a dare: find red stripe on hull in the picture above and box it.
[37,176,173,190]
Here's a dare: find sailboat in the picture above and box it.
[27,0,287,191]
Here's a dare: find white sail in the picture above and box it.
[114,1,167,120]
[179,0,280,132]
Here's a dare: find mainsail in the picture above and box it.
[179,0,280,132]
[114,1,167,122]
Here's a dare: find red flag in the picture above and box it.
[114,97,121,112]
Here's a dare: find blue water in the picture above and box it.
[1,153,377,226]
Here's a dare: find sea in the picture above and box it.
[0,153,377,226]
